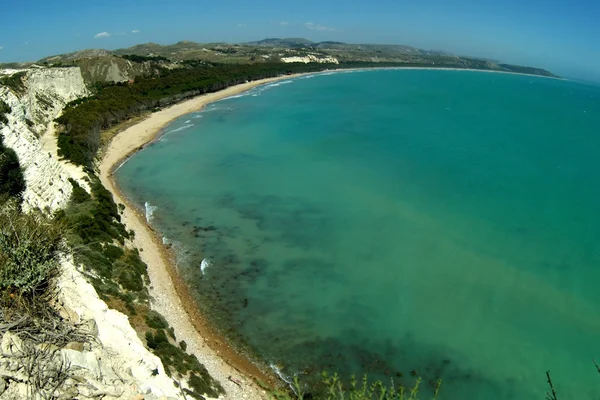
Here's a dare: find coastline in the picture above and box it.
[98,76,304,399]
[96,65,557,398]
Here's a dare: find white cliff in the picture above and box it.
[0,67,91,212]
[281,54,339,64]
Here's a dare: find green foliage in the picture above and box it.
[57,176,145,311]
[316,372,442,400]
[68,178,91,204]
[0,100,10,125]
[145,310,169,329]
[0,72,26,92]
[121,54,170,63]
[145,327,224,399]
[61,177,128,245]
[0,202,66,310]
[0,135,26,203]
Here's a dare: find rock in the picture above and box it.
[65,341,84,352]
[1,332,24,356]
[81,318,99,337]
[61,349,101,379]
[35,342,60,352]
[0,377,6,396]
[57,385,79,400]
[1,381,28,399]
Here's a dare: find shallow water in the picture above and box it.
[116,70,600,398]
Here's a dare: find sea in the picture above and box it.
[115,69,600,399]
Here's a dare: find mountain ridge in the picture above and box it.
[1,38,559,81]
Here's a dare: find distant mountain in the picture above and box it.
[246,38,315,47]
[17,38,558,84]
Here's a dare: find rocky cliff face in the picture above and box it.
[0,67,90,211]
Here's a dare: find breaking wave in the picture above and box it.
[144,201,157,223]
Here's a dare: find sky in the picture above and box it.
[0,0,599,81]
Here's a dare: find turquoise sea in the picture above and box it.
[115,69,600,399]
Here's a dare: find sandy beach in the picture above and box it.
[98,76,303,400]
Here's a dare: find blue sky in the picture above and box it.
[1,0,599,81]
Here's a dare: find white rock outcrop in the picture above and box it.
[281,54,339,64]
[56,258,183,399]
[0,67,90,212]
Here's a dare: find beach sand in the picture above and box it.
[98,76,303,400]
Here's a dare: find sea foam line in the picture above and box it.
[269,364,296,393]
[144,201,158,223]
[165,123,194,134]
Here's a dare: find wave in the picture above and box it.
[185,119,191,123]
[269,364,296,393]
[165,123,194,134]
[112,156,131,174]
[144,201,158,223]
[265,80,294,88]
[200,258,212,275]
[223,93,249,100]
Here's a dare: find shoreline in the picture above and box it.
[98,76,306,399]
[96,65,557,398]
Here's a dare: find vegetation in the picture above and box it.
[0,201,66,311]
[0,71,27,92]
[145,327,224,398]
[0,100,10,125]
[317,372,442,400]
[121,54,170,63]
[0,134,26,203]
[260,372,442,400]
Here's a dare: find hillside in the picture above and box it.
[10,38,558,83]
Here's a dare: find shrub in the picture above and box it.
[145,310,169,329]
[68,178,91,204]
[0,100,10,125]
[0,134,26,203]
[0,202,67,310]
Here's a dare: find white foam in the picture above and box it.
[185,119,191,123]
[112,156,131,174]
[165,123,193,134]
[265,80,293,88]
[269,364,296,393]
[223,93,249,100]
[144,201,158,223]
[200,258,212,275]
